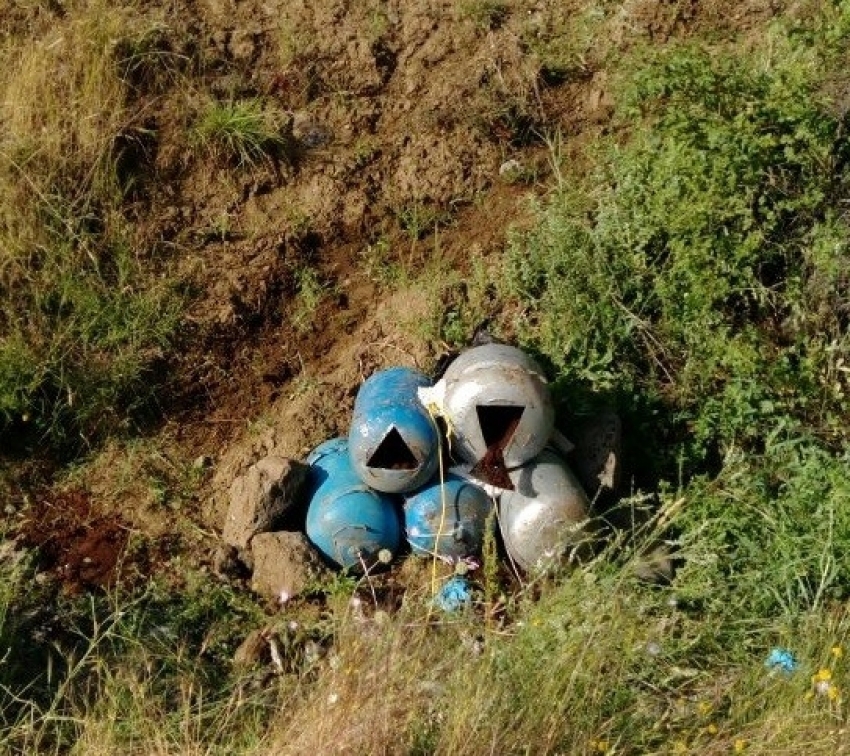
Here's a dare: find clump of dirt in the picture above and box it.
[16,489,129,594]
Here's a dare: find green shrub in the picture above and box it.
[505,41,849,464]
[502,17,850,627]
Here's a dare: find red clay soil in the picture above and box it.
[16,488,129,594]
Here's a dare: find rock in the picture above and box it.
[233,629,268,667]
[193,455,213,470]
[223,456,310,551]
[633,542,675,584]
[498,158,522,179]
[568,410,622,501]
[250,531,330,603]
[292,111,331,149]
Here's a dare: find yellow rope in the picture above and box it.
[424,402,451,605]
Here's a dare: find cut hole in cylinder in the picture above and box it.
[367,426,418,470]
[470,404,525,489]
[477,404,525,451]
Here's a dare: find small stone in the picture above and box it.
[498,158,522,178]
[633,543,675,584]
[233,629,268,667]
[292,111,331,149]
[222,456,310,551]
[212,544,241,577]
[194,455,212,470]
[250,531,330,602]
[569,410,623,501]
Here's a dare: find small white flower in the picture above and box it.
[327,692,339,705]
[278,590,290,605]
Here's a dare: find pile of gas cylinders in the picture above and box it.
[303,344,592,574]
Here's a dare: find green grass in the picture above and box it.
[0,4,183,453]
[192,100,292,168]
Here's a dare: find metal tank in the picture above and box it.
[418,344,554,471]
[403,473,494,560]
[348,367,440,493]
[497,449,592,573]
[305,437,402,571]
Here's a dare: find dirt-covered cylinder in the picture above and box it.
[403,473,494,560]
[498,449,591,572]
[305,438,401,571]
[348,367,440,493]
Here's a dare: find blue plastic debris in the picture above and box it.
[403,473,493,560]
[765,647,798,674]
[435,576,472,613]
[305,437,401,571]
[348,367,440,493]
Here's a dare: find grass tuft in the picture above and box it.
[192,100,293,168]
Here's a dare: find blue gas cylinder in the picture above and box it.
[403,473,493,559]
[305,438,401,571]
[348,367,440,494]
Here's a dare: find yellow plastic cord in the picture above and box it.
[424,402,451,604]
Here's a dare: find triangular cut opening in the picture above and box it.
[476,404,525,451]
[367,426,418,470]
[470,405,525,490]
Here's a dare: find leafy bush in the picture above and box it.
[503,20,850,625]
[505,40,849,463]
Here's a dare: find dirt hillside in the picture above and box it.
[6,0,785,590]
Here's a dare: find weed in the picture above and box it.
[459,0,510,31]
[192,99,292,168]
[290,265,331,333]
[358,237,407,288]
[521,2,607,82]
[396,201,449,242]
[350,136,380,170]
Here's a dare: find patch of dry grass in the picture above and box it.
[0,1,181,448]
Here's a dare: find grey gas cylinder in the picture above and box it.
[418,344,554,471]
[498,449,591,572]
